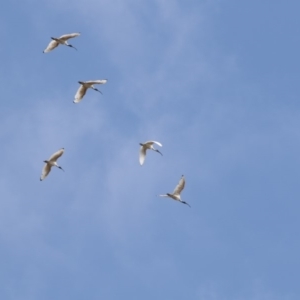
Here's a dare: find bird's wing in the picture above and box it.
[85,80,108,85]
[59,33,80,41]
[43,40,59,53]
[74,85,87,103]
[48,148,64,162]
[139,146,147,165]
[40,163,51,181]
[144,141,162,147]
[173,176,185,195]
[152,141,162,147]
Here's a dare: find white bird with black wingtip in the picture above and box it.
[40,148,65,181]
[139,141,163,165]
[159,175,190,207]
[43,33,80,53]
[74,80,108,103]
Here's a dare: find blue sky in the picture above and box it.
[1,1,300,299]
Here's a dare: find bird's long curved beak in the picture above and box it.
[156,149,163,156]
[94,88,103,95]
[182,201,191,208]
[69,45,77,50]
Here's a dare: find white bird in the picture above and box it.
[139,141,162,165]
[40,148,65,181]
[73,80,108,103]
[43,33,80,53]
[159,175,190,207]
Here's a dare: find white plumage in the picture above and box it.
[139,141,162,165]
[43,33,80,53]
[74,80,108,103]
[159,175,190,207]
[40,148,65,181]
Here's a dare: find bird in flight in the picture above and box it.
[73,80,108,103]
[159,175,190,207]
[40,148,65,181]
[43,33,80,53]
[139,141,162,165]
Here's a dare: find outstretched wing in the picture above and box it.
[144,141,162,147]
[59,33,80,41]
[40,163,51,181]
[173,175,185,196]
[48,148,64,162]
[43,40,59,53]
[84,79,108,85]
[139,146,147,165]
[152,141,162,147]
[74,85,87,103]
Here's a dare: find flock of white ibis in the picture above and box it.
[41,33,190,208]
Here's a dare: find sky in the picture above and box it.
[1,0,300,299]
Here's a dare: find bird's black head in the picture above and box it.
[69,45,77,50]
[156,149,163,156]
[182,201,191,208]
[94,88,103,94]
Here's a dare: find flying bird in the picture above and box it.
[40,148,65,181]
[159,175,190,207]
[43,33,80,53]
[73,80,108,103]
[139,141,162,165]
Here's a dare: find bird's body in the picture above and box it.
[159,175,190,207]
[40,148,65,181]
[139,141,162,165]
[43,33,80,53]
[74,80,108,103]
